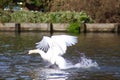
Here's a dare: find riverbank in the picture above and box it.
[0,23,69,32]
[0,23,120,33]
[85,23,120,32]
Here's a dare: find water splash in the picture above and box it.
[31,53,99,80]
[62,52,99,69]
[74,53,99,68]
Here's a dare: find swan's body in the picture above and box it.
[28,35,77,69]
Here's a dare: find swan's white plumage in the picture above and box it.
[36,35,77,55]
[29,35,77,69]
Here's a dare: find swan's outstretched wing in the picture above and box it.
[51,35,77,46]
[51,35,78,54]
[36,36,54,52]
[36,35,77,55]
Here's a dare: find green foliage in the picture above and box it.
[0,10,11,22]
[0,10,92,23]
[11,11,32,23]
[67,22,80,34]
[5,11,91,23]
[0,11,92,33]
[67,11,91,34]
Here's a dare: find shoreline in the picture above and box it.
[0,23,120,33]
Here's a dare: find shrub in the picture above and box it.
[67,11,92,34]
[0,10,11,22]
[9,11,92,23]
[11,11,34,23]
[67,22,80,34]
[0,11,92,33]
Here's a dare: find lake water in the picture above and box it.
[0,32,120,80]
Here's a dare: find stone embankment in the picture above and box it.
[85,23,120,32]
[0,23,69,32]
[0,23,120,32]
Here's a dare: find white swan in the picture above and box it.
[28,35,77,69]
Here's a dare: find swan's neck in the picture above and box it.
[28,49,46,57]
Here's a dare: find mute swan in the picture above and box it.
[28,35,77,69]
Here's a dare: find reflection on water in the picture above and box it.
[0,32,120,80]
[31,68,69,80]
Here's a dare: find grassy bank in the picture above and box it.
[0,11,92,23]
[0,11,92,33]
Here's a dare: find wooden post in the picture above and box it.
[117,23,120,33]
[80,23,86,33]
[15,23,21,33]
[50,23,53,36]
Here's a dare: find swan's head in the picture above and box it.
[28,49,39,54]
[28,50,34,54]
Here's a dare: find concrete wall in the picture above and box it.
[85,23,118,32]
[0,23,15,31]
[52,23,69,31]
[21,23,50,31]
[0,23,120,32]
[0,23,69,32]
